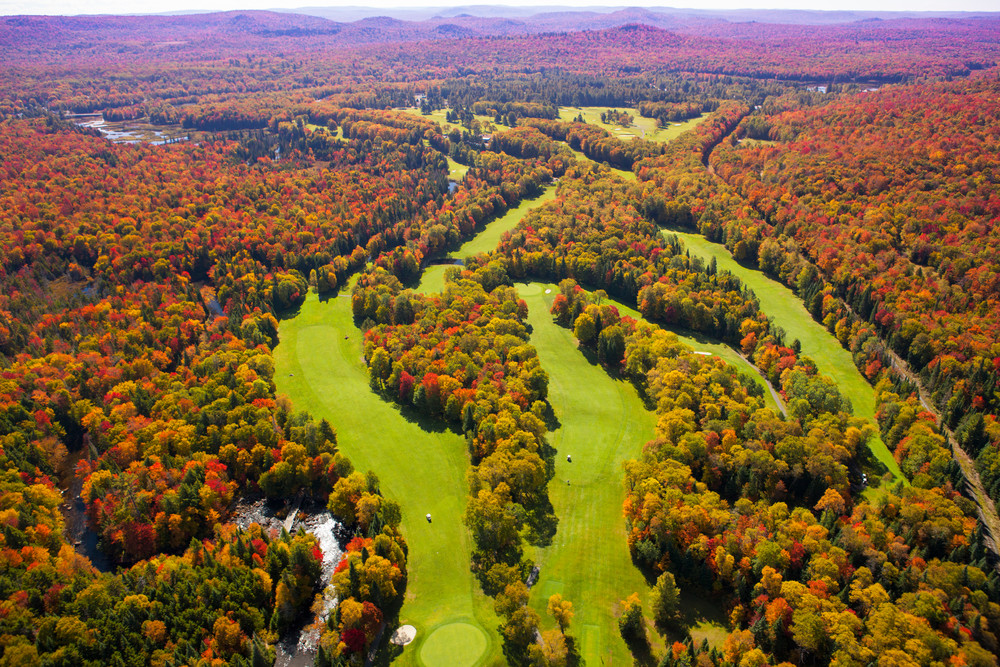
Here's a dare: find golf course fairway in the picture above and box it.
[595,287,785,417]
[558,106,706,143]
[517,281,659,665]
[518,282,740,661]
[418,186,558,294]
[274,289,501,666]
[665,230,905,483]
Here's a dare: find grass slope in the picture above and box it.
[517,282,660,664]
[274,291,501,666]
[416,186,558,294]
[447,156,469,181]
[665,230,905,483]
[562,143,637,181]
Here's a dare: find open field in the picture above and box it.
[400,107,497,135]
[446,156,469,180]
[664,230,906,484]
[558,106,706,143]
[274,289,501,666]
[306,123,344,140]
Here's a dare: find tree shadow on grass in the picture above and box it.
[657,587,730,649]
[565,635,582,667]
[541,401,562,433]
[361,379,463,436]
[575,341,628,378]
[656,321,730,349]
[577,344,601,368]
[277,301,304,321]
[630,551,662,588]
[524,495,559,548]
[316,290,344,304]
[389,398,465,437]
[623,634,658,667]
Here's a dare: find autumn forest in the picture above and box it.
[1,5,999,667]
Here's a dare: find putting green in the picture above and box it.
[274,288,500,665]
[665,230,905,483]
[419,622,487,666]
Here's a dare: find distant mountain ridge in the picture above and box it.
[2,6,998,60]
[287,4,998,26]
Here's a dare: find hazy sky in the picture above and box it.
[3,0,998,16]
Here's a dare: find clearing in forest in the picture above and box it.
[558,106,706,143]
[561,142,637,181]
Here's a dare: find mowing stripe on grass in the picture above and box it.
[274,291,500,666]
[517,282,661,664]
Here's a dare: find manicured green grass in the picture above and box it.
[461,188,558,258]
[274,290,501,666]
[306,123,344,140]
[419,622,488,666]
[516,282,661,664]
[561,143,637,181]
[558,106,706,144]
[415,186,558,294]
[417,265,450,295]
[400,108,457,132]
[399,107,496,135]
[664,230,905,483]
[446,156,469,180]
[736,138,777,147]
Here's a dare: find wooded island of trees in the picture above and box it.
[0,6,999,667]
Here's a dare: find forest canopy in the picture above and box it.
[0,7,999,667]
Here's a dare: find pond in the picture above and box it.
[69,113,188,145]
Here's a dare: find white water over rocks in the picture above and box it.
[276,511,344,667]
[231,500,345,667]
